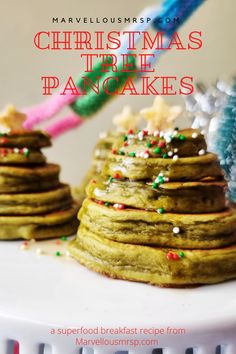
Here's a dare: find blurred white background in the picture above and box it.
[0,0,235,185]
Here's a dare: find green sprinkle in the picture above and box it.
[157,176,165,184]
[55,251,61,257]
[105,202,110,207]
[147,142,152,148]
[179,251,185,258]
[179,134,186,141]
[109,176,114,182]
[118,150,125,155]
[162,153,168,159]
[152,182,158,189]
[123,135,128,141]
[23,148,29,156]
[154,147,161,154]
[60,236,68,241]
[129,152,136,157]
[157,208,165,214]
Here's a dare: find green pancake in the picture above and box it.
[0,184,72,215]
[0,163,60,193]
[0,149,45,165]
[78,199,236,249]
[87,177,226,213]
[69,230,236,287]
[0,131,51,148]
[103,153,223,181]
[113,128,207,158]
[0,203,78,240]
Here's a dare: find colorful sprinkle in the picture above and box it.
[118,150,125,156]
[98,200,104,205]
[166,252,180,261]
[20,243,28,251]
[109,176,114,183]
[138,131,144,140]
[154,147,161,154]
[168,151,173,157]
[158,141,165,148]
[113,172,121,179]
[162,153,168,159]
[0,137,8,144]
[198,149,206,156]
[123,135,128,142]
[128,129,134,135]
[152,182,158,189]
[129,152,136,157]
[105,202,110,207]
[178,134,186,141]
[157,208,165,214]
[113,203,125,210]
[173,154,179,161]
[36,248,44,255]
[165,136,172,143]
[147,142,152,148]
[173,226,180,234]
[60,236,68,241]
[55,251,61,257]
[153,131,159,137]
[192,132,198,139]
[112,149,117,154]
[179,251,185,258]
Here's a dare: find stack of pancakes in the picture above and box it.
[69,128,236,286]
[0,130,78,240]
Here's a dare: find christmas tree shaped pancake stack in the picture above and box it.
[0,105,78,240]
[69,98,236,287]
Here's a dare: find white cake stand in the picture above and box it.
[0,239,235,354]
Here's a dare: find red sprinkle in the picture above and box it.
[128,129,134,134]
[158,141,165,148]
[123,142,128,147]
[0,137,8,144]
[98,200,104,205]
[117,204,125,210]
[142,130,148,136]
[113,172,121,179]
[166,252,180,261]
[112,149,117,154]
[1,148,7,157]
[151,140,157,146]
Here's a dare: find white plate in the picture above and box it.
[0,238,235,333]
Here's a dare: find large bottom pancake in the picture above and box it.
[0,163,60,193]
[79,199,236,249]
[87,177,226,213]
[0,184,72,215]
[0,204,78,240]
[69,230,236,287]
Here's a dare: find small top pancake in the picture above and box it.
[112,128,207,158]
[0,130,51,148]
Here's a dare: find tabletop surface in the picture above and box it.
[0,238,235,331]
